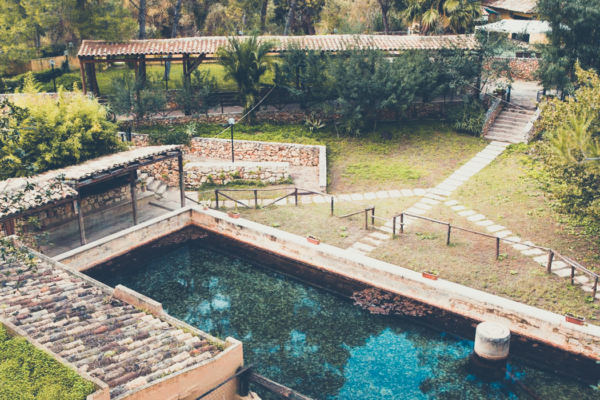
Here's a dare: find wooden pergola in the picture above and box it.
[0,146,185,247]
[77,35,479,96]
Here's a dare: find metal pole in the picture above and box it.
[52,65,56,92]
[231,125,234,163]
[75,197,86,246]
[178,155,185,207]
[496,237,500,259]
[254,190,258,209]
[570,267,575,285]
[129,170,138,226]
[392,216,396,239]
[447,225,451,246]
[294,188,298,206]
[594,277,598,300]
[546,251,554,274]
[400,213,404,234]
[371,207,375,226]
[330,196,334,217]
[215,190,219,208]
[365,209,368,230]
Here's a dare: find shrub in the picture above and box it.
[0,324,96,400]
[446,100,485,135]
[1,75,125,178]
[3,68,69,92]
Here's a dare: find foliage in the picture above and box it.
[446,99,485,134]
[304,112,326,133]
[536,0,600,94]
[2,75,124,177]
[217,35,275,125]
[108,70,167,129]
[0,324,96,400]
[148,125,193,146]
[3,68,68,93]
[274,40,331,108]
[404,0,482,34]
[174,69,218,117]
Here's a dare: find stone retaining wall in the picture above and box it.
[184,162,290,188]
[482,98,503,137]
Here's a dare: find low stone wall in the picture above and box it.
[184,161,290,188]
[509,58,539,81]
[482,98,503,136]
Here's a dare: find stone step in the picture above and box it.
[138,173,149,181]
[145,176,155,188]
[485,135,523,144]
[148,178,161,191]
[492,122,528,130]
[488,126,522,135]
[496,115,531,123]
[156,184,168,197]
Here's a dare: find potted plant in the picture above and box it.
[422,270,439,281]
[565,313,586,326]
[140,179,147,192]
[494,88,507,96]
[227,211,240,219]
[307,235,321,245]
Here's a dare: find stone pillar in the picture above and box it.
[469,321,511,381]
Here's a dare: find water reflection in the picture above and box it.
[101,245,596,400]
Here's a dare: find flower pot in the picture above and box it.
[565,313,585,326]
[422,270,439,281]
[228,211,240,219]
[203,207,209,211]
[307,236,321,245]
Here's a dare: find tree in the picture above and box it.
[376,0,393,34]
[536,0,600,95]
[404,0,482,34]
[217,35,275,125]
[174,69,219,117]
[2,75,124,177]
[284,0,298,35]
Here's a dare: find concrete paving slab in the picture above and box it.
[458,210,476,216]
[401,189,415,197]
[522,248,545,256]
[388,190,401,198]
[378,226,394,234]
[533,255,548,265]
[443,178,464,187]
[421,198,440,205]
[351,193,364,201]
[425,193,446,201]
[370,232,391,240]
[437,183,458,192]
[445,200,459,206]
[312,196,326,204]
[414,202,432,211]
[503,236,521,244]
[553,268,572,278]
[451,205,466,211]
[431,188,452,197]
[476,220,495,226]
[376,191,390,199]
[413,189,427,196]
[301,196,313,204]
[406,207,426,215]
[574,275,589,285]
[486,225,506,232]
[364,192,377,200]
[362,237,383,246]
[467,214,486,222]
[353,242,376,252]
[490,141,511,147]
[495,230,512,238]
[449,174,470,182]
[454,169,477,177]
[338,194,352,202]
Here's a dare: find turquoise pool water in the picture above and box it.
[100,244,597,399]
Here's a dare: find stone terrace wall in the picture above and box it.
[184,162,290,188]
[509,58,539,81]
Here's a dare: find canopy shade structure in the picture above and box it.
[476,20,554,35]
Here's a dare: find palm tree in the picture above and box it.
[217,35,275,125]
[404,0,482,34]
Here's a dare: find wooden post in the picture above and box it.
[392,216,396,239]
[178,155,185,207]
[294,188,298,206]
[446,225,451,246]
[546,251,554,274]
[400,213,404,234]
[593,277,598,300]
[134,62,139,81]
[254,190,258,209]
[90,63,99,96]
[79,61,88,95]
[364,209,368,230]
[75,197,86,246]
[496,237,500,259]
[4,218,16,236]
[330,197,334,217]
[371,207,375,226]
[130,170,138,226]
[215,190,219,208]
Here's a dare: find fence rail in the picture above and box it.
[196,186,598,302]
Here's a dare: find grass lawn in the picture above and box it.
[143,121,487,194]
[237,197,418,249]
[451,145,600,273]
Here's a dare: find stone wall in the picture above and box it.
[508,58,539,81]
[482,98,503,137]
[184,162,290,188]
[140,158,181,187]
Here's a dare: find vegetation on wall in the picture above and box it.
[1,75,125,178]
[0,324,96,400]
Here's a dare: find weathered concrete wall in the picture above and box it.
[184,161,290,188]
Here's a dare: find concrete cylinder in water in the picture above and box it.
[474,321,511,360]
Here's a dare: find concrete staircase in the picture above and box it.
[484,106,535,144]
[139,173,169,199]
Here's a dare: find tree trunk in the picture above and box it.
[284,0,297,36]
[378,1,390,34]
[260,0,269,33]
[302,9,315,35]
[138,0,146,39]
[164,0,183,82]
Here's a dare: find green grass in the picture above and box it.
[0,324,96,399]
[141,120,487,194]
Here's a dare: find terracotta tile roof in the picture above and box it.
[488,0,537,14]
[0,146,181,220]
[78,34,480,58]
[0,253,220,398]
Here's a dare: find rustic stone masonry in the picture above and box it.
[0,253,222,399]
[184,162,290,188]
[140,158,181,188]
[508,58,539,81]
